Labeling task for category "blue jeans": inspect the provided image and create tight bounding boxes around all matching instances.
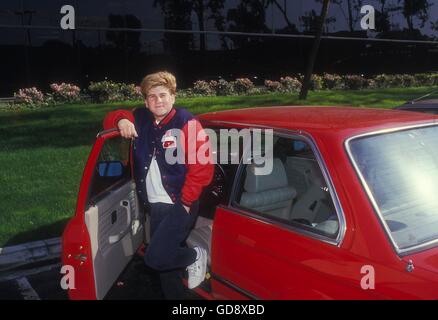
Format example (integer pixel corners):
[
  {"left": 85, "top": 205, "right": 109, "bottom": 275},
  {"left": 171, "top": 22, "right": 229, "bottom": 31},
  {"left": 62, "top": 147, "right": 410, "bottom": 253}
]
[{"left": 144, "top": 201, "right": 199, "bottom": 299}]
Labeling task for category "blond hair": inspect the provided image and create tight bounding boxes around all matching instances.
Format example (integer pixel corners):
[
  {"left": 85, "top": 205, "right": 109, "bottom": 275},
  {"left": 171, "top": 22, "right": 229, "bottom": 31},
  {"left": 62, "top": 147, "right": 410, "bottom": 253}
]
[{"left": 140, "top": 71, "right": 176, "bottom": 97}]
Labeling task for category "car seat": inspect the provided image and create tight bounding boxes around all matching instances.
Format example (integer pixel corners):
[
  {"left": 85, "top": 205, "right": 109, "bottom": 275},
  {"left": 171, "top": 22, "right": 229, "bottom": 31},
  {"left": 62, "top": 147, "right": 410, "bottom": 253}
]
[{"left": 239, "top": 158, "right": 297, "bottom": 220}]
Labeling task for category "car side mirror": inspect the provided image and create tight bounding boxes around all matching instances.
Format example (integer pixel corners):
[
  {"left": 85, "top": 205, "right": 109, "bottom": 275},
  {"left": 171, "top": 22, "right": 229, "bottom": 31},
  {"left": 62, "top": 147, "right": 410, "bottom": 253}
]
[{"left": 97, "top": 161, "right": 124, "bottom": 178}]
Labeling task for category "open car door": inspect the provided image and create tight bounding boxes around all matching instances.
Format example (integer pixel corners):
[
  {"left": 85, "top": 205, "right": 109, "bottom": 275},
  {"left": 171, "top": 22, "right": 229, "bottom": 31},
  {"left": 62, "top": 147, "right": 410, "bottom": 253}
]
[{"left": 62, "top": 129, "right": 144, "bottom": 300}]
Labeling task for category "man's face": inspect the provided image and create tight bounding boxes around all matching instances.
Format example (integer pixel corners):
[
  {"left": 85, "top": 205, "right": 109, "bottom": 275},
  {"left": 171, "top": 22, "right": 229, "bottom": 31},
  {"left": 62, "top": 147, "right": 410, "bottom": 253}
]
[{"left": 145, "top": 85, "right": 175, "bottom": 121}]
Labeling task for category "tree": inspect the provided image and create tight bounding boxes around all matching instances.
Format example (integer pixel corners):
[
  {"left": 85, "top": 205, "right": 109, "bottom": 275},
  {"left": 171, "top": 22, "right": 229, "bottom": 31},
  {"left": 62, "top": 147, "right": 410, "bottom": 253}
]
[
  {"left": 106, "top": 15, "right": 142, "bottom": 53},
  {"left": 398, "top": 0, "right": 432, "bottom": 31},
  {"left": 330, "top": 0, "right": 363, "bottom": 32},
  {"left": 155, "top": 0, "right": 225, "bottom": 51},
  {"left": 373, "top": 0, "right": 403, "bottom": 33},
  {"left": 227, "top": 0, "right": 269, "bottom": 48},
  {"left": 192, "top": 0, "right": 225, "bottom": 51},
  {"left": 263, "top": 0, "right": 297, "bottom": 31},
  {"left": 153, "top": 0, "right": 193, "bottom": 53},
  {"left": 300, "top": 9, "right": 336, "bottom": 33},
  {"left": 375, "top": 0, "right": 391, "bottom": 32},
  {"left": 106, "top": 14, "right": 126, "bottom": 49},
  {"left": 299, "top": 0, "right": 330, "bottom": 100},
  {"left": 125, "top": 15, "right": 142, "bottom": 53}
]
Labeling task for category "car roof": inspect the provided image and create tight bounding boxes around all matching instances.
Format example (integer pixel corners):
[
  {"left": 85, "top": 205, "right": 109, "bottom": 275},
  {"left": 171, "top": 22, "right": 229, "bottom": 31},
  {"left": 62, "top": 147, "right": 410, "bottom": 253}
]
[{"left": 198, "top": 106, "right": 438, "bottom": 140}]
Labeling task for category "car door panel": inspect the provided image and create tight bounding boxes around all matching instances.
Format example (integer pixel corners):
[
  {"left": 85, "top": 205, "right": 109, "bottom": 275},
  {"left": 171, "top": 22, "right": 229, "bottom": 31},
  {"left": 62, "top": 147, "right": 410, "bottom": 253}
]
[
  {"left": 62, "top": 130, "right": 143, "bottom": 300},
  {"left": 211, "top": 206, "right": 381, "bottom": 299},
  {"left": 209, "top": 133, "right": 380, "bottom": 299},
  {"left": 211, "top": 208, "right": 274, "bottom": 299},
  {"left": 85, "top": 181, "right": 143, "bottom": 300}
]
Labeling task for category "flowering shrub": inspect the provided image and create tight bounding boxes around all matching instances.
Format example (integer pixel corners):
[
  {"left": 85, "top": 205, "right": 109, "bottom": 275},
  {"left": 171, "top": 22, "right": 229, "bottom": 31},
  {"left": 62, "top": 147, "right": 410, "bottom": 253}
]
[
  {"left": 50, "top": 83, "right": 81, "bottom": 103},
  {"left": 13, "top": 87, "right": 47, "bottom": 108},
  {"left": 193, "top": 80, "right": 215, "bottom": 96},
  {"left": 88, "top": 81, "right": 122, "bottom": 102},
  {"left": 322, "top": 73, "right": 343, "bottom": 90},
  {"left": 399, "top": 74, "right": 416, "bottom": 87},
  {"left": 366, "top": 79, "right": 378, "bottom": 89},
  {"left": 176, "top": 88, "right": 195, "bottom": 98},
  {"left": 373, "top": 74, "right": 391, "bottom": 88},
  {"left": 384, "top": 74, "right": 406, "bottom": 88},
  {"left": 264, "top": 80, "right": 282, "bottom": 92},
  {"left": 119, "top": 83, "right": 144, "bottom": 101},
  {"left": 232, "top": 78, "right": 255, "bottom": 94},
  {"left": 135, "top": 86, "right": 143, "bottom": 98},
  {"left": 414, "top": 73, "right": 435, "bottom": 86},
  {"left": 7, "top": 72, "right": 438, "bottom": 112},
  {"left": 88, "top": 81, "right": 143, "bottom": 102},
  {"left": 280, "top": 76, "right": 302, "bottom": 92},
  {"left": 248, "top": 87, "right": 264, "bottom": 95},
  {"left": 372, "top": 73, "right": 434, "bottom": 88},
  {"left": 210, "top": 79, "right": 234, "bottom": 96},
  {"left": 342, "top": 74, "right": 368, "bottom": 90},
  {"left": 309, "top": 75, "right": 324, "bottom": 90},
  {"left": 207, "top": 80, "right": 219, "bottom": 96}
]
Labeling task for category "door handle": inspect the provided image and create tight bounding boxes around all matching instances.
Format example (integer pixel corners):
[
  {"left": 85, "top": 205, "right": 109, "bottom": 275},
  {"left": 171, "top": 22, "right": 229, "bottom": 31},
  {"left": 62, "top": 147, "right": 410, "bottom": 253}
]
[
  {"left": 122, "top": 200, "right": 132, "bottom": 226},
  {"left": 73, "top": 254, "right": 87, "bottom": 262},
  {"left": 108, "top": 200, "right": 132, "bottom": 244}
]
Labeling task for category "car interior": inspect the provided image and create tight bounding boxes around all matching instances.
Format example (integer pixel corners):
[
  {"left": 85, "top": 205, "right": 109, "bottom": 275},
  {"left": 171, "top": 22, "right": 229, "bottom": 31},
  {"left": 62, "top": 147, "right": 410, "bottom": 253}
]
[{"left": 236, "top": 137, "right": 339, "bottom": 236}]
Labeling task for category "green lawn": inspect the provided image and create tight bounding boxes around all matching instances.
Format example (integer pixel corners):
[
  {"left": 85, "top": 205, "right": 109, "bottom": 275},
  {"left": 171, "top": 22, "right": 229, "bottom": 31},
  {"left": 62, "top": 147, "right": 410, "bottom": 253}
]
[{"left": 0, "top": 87, "right": 435, "bottom": 247}]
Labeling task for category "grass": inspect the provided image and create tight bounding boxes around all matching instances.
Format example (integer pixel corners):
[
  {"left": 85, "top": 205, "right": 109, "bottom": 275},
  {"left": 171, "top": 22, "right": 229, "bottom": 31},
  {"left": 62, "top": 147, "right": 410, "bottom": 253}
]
[{"left": 0, "top": 87, "right": 435, "bottom": 247}]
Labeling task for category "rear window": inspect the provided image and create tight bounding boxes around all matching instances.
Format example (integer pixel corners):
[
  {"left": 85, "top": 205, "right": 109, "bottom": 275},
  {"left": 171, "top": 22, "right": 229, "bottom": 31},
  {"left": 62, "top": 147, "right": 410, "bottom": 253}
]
[{"left": 348, "top": 125, "right": 438, "bottom": 252}]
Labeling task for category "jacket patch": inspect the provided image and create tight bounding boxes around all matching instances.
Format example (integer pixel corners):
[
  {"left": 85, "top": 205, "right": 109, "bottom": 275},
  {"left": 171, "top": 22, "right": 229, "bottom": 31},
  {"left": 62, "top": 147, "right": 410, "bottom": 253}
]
[{"left": 162, "top": 130, "right": 177, "bottom": 149}]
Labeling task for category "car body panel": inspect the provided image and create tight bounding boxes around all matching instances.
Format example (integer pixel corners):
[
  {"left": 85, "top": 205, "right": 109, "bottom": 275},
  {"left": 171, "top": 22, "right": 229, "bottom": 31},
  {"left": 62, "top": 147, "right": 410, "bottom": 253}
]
[
  {"left": 200, "top": 107, "right": 438, "bottom": 299},
  {"left": 64, "top": 106, "right": 438, "bottom": 299},
  {"left": 198, "top": 106, "right": 438, "bottom": 141}
]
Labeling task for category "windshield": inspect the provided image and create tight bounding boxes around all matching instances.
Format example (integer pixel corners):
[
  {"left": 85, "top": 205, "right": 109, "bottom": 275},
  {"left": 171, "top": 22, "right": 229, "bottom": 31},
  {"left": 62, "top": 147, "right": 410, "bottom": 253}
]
[{"left": 348, "top": 125, "right": 438, "bottom": 252}]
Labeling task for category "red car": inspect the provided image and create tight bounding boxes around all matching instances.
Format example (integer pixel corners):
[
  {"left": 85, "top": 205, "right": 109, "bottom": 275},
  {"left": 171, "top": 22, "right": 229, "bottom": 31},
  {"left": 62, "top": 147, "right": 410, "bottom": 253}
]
[{"left": 62, "top": 106, "right": 438, "bottom": 300}]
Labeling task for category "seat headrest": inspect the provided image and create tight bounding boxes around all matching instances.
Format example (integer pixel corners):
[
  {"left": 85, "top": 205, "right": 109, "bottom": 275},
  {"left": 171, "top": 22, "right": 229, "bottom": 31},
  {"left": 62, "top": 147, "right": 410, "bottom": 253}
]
[{"left": 244, "top": 158, "right": 288, "bottom": 193}]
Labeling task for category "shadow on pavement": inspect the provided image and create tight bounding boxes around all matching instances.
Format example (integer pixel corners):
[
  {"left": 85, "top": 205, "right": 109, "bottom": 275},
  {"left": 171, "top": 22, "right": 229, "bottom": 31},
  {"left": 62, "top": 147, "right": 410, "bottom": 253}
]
[
  {"left": 3, "top": 218, "right": 69, "bottom": 248},
  {"left": 0, "top": 254, "right": 201, "bottom": 300}
]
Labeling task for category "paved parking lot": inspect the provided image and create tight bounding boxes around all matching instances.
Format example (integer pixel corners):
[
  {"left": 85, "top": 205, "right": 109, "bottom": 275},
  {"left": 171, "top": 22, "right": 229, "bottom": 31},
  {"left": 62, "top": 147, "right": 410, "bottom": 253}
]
[{"left": 0, "top": 255, "right": 201, "bottom": 300}]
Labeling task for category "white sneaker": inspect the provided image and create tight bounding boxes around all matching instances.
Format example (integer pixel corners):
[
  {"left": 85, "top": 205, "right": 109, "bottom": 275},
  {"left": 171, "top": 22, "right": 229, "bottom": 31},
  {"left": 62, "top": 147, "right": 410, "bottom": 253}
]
[{"left": 187, "top": 247, "right": 207, "bottom": 289}]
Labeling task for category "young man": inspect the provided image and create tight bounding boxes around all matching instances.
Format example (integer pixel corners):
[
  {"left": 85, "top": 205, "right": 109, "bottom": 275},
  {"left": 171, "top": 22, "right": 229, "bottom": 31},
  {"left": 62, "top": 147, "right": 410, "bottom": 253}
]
[{"left": 103, "top": 71, "right": 214, "bottom": 299}]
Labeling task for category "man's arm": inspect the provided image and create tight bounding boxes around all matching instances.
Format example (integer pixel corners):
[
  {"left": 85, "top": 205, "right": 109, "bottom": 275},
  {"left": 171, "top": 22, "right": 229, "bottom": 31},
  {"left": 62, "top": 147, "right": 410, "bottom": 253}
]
[
  {"left": 103, "top": 109, "right": 138, "bottom": 138},
  {"left": 103, "top": 109, "right": 135, "bottom": 130},
  {"left": 181, "top": 119, "right": 214, "bottom": 209}
]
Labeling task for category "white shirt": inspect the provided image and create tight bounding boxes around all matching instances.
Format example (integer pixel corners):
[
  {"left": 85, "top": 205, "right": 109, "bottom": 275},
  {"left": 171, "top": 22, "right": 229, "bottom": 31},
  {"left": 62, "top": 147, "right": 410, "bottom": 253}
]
[
  {"left": 145, "top": 120, "right": 173, "bottom": 204},
  {"left": 146, "top": 156, "right": 173, "bottom": 204}
]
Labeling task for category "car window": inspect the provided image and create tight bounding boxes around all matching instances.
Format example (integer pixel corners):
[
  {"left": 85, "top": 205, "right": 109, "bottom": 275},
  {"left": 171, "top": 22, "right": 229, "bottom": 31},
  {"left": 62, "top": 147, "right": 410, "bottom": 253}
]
[
  {"left": 197, "top": 127, "right": 242, "bottom": 219},
  {"left": 349, "top": 125, "right": 438, "bottom": 252},
  {"left": 233, "top": 135, "right": 339, "bottom": 239},
  {"left": 87, "top": 136, "right": 131, "bottom": 205}
]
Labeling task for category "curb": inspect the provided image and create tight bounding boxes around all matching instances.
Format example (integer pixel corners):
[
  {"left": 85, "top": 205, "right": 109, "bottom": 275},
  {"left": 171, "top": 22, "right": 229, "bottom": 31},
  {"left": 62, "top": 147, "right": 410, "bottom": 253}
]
[{"left": 0, "top": 237, "right": 61, "bottom": 272}]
